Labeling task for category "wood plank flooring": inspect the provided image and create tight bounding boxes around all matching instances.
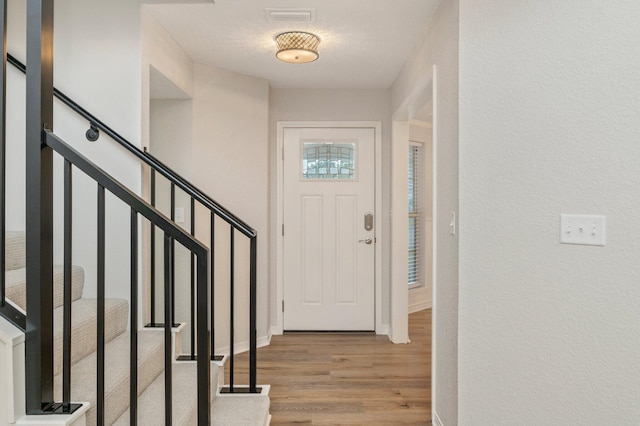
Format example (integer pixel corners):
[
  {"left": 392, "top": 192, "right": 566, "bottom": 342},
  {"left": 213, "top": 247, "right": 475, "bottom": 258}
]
[{"left": 227, "top": 309, "right": 431, "bottom": 425}]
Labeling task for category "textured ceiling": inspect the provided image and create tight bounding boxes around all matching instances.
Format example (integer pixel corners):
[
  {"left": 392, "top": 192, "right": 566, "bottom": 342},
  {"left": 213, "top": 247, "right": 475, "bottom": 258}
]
[{"left": 146, "top": 0, "right": 442, "bottom": 89}]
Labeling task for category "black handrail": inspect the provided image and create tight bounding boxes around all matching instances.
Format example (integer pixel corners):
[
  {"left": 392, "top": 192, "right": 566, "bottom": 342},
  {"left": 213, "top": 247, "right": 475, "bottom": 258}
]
[
  {"left": 142, "top": 148, "right": 256, "bottom": 237},
  {"left": 7, "top": 53, "right": 256, "bottom": 239}
]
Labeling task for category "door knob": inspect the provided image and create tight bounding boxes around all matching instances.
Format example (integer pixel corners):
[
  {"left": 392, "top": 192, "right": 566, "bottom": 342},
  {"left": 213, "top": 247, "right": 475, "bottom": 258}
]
[{"left": 358, "top": 238, "right": 373, "bottom": 245}]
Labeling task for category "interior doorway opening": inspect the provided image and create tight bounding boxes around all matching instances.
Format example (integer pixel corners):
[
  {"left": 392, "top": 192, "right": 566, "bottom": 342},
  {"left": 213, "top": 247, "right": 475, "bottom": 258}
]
[{"left": 391, "top": 65, "right": 436, "bottom": 418}]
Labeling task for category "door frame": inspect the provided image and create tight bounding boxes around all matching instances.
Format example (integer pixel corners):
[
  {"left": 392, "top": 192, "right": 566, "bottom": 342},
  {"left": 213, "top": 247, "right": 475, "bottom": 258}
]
[{"left": 275, "top": 121, "right": 383, "bottom": 335}]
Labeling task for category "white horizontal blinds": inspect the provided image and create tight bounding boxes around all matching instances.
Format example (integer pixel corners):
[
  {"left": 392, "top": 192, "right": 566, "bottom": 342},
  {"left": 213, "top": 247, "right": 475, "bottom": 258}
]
[{"left": 408, "top": 143, "right": 424, "bottom": 286}]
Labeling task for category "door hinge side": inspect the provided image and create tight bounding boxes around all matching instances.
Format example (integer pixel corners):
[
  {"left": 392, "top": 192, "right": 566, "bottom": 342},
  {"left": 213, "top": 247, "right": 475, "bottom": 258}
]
[
  {"left": 282, "top": 300, "right": 285, "bottom": 312},
  {"left": 282, "top": 224, "right": 284, "bottom": 236},
  {"left": 282, "top": 147, "right": 284, "bottom": 161}
]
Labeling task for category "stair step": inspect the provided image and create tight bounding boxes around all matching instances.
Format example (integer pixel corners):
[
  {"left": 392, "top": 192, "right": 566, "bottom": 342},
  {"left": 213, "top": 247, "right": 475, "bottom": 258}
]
[
  {"left": 113, "top": 362, "right": 218, "bottom": 426},
  {"left": 211, "top": 393, "right": 271, "bottom": 426},
  {"left": 54, "top": 331, "right": 165, "bottom": 426},
  {"left": 5, "top": 231, "right": 25, "bottom": 271},
  {"left": 4, "top": 265, "right": 84, "bottom": 311},
  {"left": 53, "top": 298, "right": 129, "bottom": 376}
]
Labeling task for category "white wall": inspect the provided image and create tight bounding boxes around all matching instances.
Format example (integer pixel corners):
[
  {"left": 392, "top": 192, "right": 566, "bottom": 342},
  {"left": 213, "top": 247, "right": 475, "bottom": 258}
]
[
  {"left": 391, "top": 0, "right": 459, "bottom": 423},
  {"left": 459, "top": 0, "right": 640, "bottom": 424},
  {"left": 149, "top": 98, "right": 195, "bottom": 348},
  {"left": 142, "top": 8, "right": 196, "bottom": 334},
  {"left": 6, "top": 0, "right": 144, "bottom": 303},
  {"left": 141, "top": 6, "right": 195, "bottom": 150},
  {"left": 141, "top": 11, "right": 271, "bottom": 352},
  {"left": 269, "top": 88, "right": 392, "bottom": 331},
  {"left": 192, "top": 64, "right": 270, "bottom": 351}
]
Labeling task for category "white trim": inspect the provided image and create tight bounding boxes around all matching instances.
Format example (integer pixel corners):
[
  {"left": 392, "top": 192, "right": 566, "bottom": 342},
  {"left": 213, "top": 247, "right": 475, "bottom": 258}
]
[
  {"left": 390, "top": 120, "right": 410, "bottom": 343},
  {"left": 408, "top": 118, "right": 433, "bottom": 129},
  {"left": 431, "top": 65, "right": 439, "bottom": 424},
  {"left": 389, "top": 67, "right": 435, "bottom": 344},
  {"left": 1, "top": 317, "right": 25, "bottom": 425},
  {"left": 409, "top": 285, "right": 432, "bottom": 314},
  {"left": 391, "top": 65, "right": 438, "bottom": 402},
  {"left": 16, "top": 405, "right": 90, "bottom": 426},
  {"left": 433, "top": 410, "right": 444, "bottom": 426},
  {"left": 276, "top": 121, "right": 383, "bottom": 334},
  {"left": 215, "top": 334, "right": 272, "bottom": 357}
]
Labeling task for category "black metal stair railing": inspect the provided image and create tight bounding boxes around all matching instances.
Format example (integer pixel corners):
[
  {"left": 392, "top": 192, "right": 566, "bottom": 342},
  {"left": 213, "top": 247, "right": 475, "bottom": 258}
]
[
  {"left": 7, "top": 50, "right": 259, "bottom": 395},
  {"left": 2, "top": 22, "right": 212, "bottom": 421},
  {"left": 47, "top": 129, "right": 212, "bottom": 424},
  {"left": 0, "top": 1, "right": 257, "bottom": 423}
]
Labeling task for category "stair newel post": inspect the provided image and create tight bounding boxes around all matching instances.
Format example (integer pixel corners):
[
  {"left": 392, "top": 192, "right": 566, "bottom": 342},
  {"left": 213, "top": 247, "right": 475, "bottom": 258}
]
[
  {"left": 196, "top": 244, "right": 210, "bottom": 425},
  {"left": 25, "top": 0, "right": 55, "bottom": 414}
]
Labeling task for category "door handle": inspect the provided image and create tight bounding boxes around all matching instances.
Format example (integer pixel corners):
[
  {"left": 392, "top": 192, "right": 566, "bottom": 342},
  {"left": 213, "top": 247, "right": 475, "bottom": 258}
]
[{"left": 358, "top": 238, "right": 373, "bottom": 245}]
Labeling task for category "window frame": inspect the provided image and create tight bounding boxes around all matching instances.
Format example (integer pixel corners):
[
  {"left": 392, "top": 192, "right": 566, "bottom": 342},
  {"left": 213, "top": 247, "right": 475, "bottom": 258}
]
[{"left": 408, "top": 141, "right": 424, "bottom": 289}]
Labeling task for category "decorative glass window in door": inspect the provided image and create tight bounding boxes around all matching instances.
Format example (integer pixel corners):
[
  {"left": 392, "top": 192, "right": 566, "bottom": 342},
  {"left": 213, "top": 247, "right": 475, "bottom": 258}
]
[{"left": 302, "top": 141, "right": 356, "bottom": 180}]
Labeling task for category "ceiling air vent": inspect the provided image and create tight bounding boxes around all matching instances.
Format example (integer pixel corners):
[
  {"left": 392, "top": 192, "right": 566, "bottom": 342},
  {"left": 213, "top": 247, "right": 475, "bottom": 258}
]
[{"left": 265, "top": 8, "right": 315, "bottom": 22}]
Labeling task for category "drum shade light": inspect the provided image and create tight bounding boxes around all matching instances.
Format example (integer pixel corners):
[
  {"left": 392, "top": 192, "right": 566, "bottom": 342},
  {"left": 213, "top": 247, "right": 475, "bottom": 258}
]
[{"left": 275, "top": 31, "right": 320, "bottom": 64}]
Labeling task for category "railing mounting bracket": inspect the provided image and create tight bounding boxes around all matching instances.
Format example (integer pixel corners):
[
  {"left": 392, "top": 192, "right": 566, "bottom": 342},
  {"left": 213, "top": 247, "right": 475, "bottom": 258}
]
[{"left": 86, "top": 123, "right": 99, "bottom": 142}]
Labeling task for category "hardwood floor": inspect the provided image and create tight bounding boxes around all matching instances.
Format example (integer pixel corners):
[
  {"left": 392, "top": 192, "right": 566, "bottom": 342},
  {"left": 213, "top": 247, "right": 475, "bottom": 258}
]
[{"left": 227, "top": 309, "right": 432, "bottom": 425}]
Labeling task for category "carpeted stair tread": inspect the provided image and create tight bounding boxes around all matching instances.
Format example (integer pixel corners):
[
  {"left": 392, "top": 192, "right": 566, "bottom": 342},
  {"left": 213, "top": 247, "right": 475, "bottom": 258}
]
[
  {"left": 5, "top": 231, "right": 25, "bottom": 271},
  {"left": 210, "top": 393, "right": 271, "bottom": 426},
  {"left": 4, "top": 265, "right": 84, "bottom": 311},
  {"left": 53, "top": 298, "right": 128, "bottom": 376},
  {"left": 54, "top": 331, "right": 165, "bottom": 426},
  {"left": 113, "top": 362, "right": 219, "bottom": 426}
]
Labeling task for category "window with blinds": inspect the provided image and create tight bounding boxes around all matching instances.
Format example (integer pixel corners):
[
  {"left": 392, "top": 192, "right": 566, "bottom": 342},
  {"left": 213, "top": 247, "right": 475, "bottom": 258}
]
[{"left": 408, "top": 143, "right": 424, "bottom": 286}]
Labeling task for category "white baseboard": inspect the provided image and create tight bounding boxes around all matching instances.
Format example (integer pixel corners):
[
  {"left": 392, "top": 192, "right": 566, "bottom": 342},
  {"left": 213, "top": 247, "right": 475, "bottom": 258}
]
[
  {"left": 376, "top": 324, "right": 389, "bottom": 335},
  {"left": 409, "top": 300, "right": 432, "bottom": 314},
  {"left": 215, "top": 334, "right": 271, "bottom": 356},
  {"left": 432, "top": 410, "right": 443, "bottom": 426},
  {"left": 409, "top": 286, "right": 432, "bottom": 314},
  {"left": 270, "top": 325, "right": 283, "bottom": 336}
]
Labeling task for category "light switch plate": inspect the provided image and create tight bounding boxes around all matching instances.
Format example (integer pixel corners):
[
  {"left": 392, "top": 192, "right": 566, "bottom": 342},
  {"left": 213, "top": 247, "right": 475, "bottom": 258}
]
[
  {"left": 175, "top": 207, "right": 185, "bottom": 223},
  {"left": 560, "top": 214, "right": 606, "bottom": 246}
]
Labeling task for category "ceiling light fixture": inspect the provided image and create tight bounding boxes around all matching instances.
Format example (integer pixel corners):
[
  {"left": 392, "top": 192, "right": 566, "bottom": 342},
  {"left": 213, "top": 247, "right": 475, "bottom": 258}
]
[{"left": 275, "top": 31, "right": 320, "bottom": 64}]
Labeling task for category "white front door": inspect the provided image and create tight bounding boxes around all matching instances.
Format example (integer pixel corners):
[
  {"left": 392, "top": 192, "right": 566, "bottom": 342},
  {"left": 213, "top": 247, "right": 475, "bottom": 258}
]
[{"left": 283, "top": 127, "right": 376, "bottom": 330}]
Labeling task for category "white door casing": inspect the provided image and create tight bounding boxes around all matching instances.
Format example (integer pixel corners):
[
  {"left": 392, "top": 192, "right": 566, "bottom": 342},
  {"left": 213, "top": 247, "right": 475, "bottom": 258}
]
[{"left": 283, "top": 127, "right": 376, "bottom": 330}]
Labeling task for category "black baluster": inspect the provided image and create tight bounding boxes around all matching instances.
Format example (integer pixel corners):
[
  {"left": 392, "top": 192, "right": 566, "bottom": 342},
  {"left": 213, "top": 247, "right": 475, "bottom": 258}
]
[
  {"left": 190, "top": 197, "right": 195, "bottom": 359},
  {"left": 97, "top": 184, "right": 105, "bottom": 426},
  {"left": 229, "top": 226, "right": 235, "bottom": 392},
  {"left": 164, "top": 234, "right": 173, "bottom": 425},
  {"left": 210, "top": 212, "right": 215, "bottom": 359},
  {"left": 150, "top": 169, "right": 156, "bottom": 325},
  {"left": 170, "top": 183, "right": 175, "bottom": 326},
  {"left": 130, "top": 208, "right": 138, "bottom": 425},
  {"left": 62, "top": 159, "right": 72, "bottom": 410}
]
